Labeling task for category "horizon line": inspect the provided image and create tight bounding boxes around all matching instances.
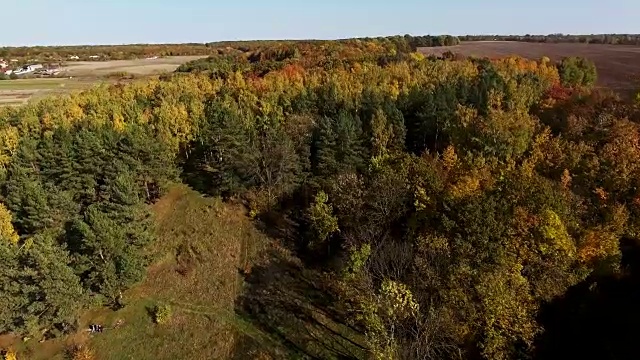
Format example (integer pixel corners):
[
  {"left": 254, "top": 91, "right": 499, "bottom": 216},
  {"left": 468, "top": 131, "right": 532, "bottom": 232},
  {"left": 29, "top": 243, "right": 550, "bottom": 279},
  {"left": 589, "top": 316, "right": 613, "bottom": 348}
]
[{"left": 3, "top": 32, "right": 639, "bottom": 48}]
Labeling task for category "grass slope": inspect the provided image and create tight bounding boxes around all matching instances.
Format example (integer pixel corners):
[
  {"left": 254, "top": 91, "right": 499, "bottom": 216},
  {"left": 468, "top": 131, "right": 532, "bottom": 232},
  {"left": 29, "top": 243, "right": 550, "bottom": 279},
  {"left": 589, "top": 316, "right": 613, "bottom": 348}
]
[{"left": 15, "top": 185, "right": 270, "bottom": 360}]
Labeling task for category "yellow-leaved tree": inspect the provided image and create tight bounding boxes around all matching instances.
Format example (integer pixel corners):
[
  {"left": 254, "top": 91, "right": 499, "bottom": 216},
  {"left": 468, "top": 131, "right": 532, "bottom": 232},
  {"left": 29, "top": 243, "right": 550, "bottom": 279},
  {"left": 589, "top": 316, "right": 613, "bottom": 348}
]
[
  {"left": 359, "top": 280, "right": 419, "bottom": 360},
  {"left": 0, "top": 203, "right": 18, "bottom": 245},
  {"left": 3, "top": 349, "right": 17, "bottom": 360}
]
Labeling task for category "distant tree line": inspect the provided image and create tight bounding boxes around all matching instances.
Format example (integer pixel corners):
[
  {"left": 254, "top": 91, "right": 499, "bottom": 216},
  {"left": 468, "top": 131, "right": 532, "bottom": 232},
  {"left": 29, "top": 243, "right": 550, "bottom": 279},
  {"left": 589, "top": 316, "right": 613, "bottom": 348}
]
[
  {"left": 0, "top": 34, "right": 460, "bottom": 64},
  {"left": 461, "top": 33, "right": 640, "bottom": 45},
  {"left": 348, "top": 34, "right": 461, "bottom": 50},
  {"left": 3, "top": 33, "right": 639, "bottom": 65},
  {"left": 0, "top": 43, "right": 215, "bottom": 63}
]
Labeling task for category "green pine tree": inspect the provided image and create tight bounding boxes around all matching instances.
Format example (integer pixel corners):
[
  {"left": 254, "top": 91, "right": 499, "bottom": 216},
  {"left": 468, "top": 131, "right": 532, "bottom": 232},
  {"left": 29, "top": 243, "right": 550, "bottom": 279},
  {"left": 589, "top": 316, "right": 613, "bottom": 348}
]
[
  {"left": 67, "top": 171, "right": 152, "bottom": 301},
  {"left": 313, "top": 116, "right": 338, "bottom": 178},
  {"left": 0, "top": 234, "right": 84, "bottom": 335},
  {"left": 334, "top": 111, "right": 367, "bottom": 173}
]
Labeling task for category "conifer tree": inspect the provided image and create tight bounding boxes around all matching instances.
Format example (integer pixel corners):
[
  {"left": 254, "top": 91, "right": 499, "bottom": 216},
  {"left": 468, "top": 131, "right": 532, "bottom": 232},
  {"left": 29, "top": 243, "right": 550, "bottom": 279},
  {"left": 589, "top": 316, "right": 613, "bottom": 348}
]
[
  {"left": 199, "top": 100, "right": 254, "bottom": 195},
  {"left": 313, "top": 112, "right": 367, "bottom": 178},
  {"left": 312, "top": 116, "right": 338, "bottom": 178},
  {"left": 0, "top": 234, "right": 84, "bottom": 335},
  {"left": 335, "top": 111, "right": 367, "bottom": 172},
  {"left": 67, "top": 172, "right": 152, "bottom": 301}
]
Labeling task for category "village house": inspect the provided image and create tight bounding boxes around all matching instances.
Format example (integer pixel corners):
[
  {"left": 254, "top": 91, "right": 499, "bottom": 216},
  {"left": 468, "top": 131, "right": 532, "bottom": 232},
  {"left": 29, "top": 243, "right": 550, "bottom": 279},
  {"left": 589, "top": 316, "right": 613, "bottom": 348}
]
[{"left": 14, "top": 64, "right": 43, "bottom": 75}]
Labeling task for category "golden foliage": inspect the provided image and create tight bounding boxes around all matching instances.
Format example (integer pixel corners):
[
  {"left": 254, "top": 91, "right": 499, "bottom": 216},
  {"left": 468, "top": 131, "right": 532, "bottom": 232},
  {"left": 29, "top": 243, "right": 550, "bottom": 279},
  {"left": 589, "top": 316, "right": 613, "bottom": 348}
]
[
  {"left": 307, "top": 191, "right": 339, "bottom": 244},
  {"left": 413, "top": 185, "right": 433, "bottom": 211},
  {"left": 446, "top": 156, "right": 493, "bottom": 200},
  {"left": 370, "top": 109, "right": 392, "bottom": 157},
  {"left": 449, "top": 175, "right": 481, "bottom": 199},
  {"left": 521, "top": 129, "right": 554, "bottom": 178},
  {"left": 560, "top": 169, "right": 572, "bottom": 189},
  {"left": 358, "top": 280, "right": 419, "bottom": 360},
  {"left": 112, "top": 112, "right": 126, "bottom": 132},
  {"left": 0, "top": 203, "right": 19, "bottom": 244},
  {"left": 379, "top": 280, "right": 419, "bottom": 320},
  {"left": 152, "top": 304, "right": 172, "bottom": 324},
  {"left": 578, "top": 229, "right": 620, "bottom": 265},
  {"left": 476, "top": 264, "right": 538, "bottom": 360},
  {"left": 0, "top": 126, "right": 19, "bottom": 169},
  {"left": 539, "top": 209, "right": 576, "bottom": 258},
  {"left": 441, "top": 145, "right": 458, "bottom": 171},
  {"left": 3, "top": 350, "right": 17, "bottom": 360},
  {"left": 594, "top": 187, "right": 608, "bottom": 202},
  {"left": 69, "top": 344, "right": 95, "bottom": 360}
]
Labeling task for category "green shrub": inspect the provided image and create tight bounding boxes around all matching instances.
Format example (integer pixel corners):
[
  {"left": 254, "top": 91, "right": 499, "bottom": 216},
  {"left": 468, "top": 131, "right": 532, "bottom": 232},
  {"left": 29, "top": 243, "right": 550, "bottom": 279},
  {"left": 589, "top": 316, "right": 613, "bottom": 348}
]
[
  {"left": 152, "top": 304, "right": 172, "bottom": 324},
  {"left": 104, "top": 71, "right": 135, "bottom": 80},
  {"left": 343, "top": 243, "right": 371, "bottom": 279},
  {"left": 69, "top": 344, "right": 95, "bottom": 360}
]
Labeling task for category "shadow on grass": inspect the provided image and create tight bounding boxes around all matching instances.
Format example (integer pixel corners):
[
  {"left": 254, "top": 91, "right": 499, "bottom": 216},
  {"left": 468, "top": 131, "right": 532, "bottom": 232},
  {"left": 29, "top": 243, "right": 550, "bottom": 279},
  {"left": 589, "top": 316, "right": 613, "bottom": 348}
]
[
  {"left": 144, "top": 305, "right": 156, "bottom": 324},
  {"left": 232, "top": 247, "right": 368, "bottom": 360},
  {"left": 179, "top": 166, "right": 217, "bottom": 197}
]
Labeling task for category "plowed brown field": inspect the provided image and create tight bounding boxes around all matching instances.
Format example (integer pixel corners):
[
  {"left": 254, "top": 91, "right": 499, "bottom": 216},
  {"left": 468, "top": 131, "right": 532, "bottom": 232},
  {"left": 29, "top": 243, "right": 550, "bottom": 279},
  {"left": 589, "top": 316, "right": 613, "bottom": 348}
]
[{"left": 421, "top": 41, "right": 640, "bottom": 94}]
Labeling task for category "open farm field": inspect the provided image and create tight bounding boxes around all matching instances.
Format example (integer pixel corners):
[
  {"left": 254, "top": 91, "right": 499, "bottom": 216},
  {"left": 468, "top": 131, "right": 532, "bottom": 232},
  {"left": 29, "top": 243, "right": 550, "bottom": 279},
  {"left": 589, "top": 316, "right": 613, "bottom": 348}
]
[
  {"left": 0, "top": 56, "right": 205, "bottom": 106},
  {"left": 0, "top": 78, "right": 98, "bottom": 106},
  {"left": 421, "top": 41, "right": 640, "bottom": 94},
  {"left": 62, "top": 56, "right": 208, "bottom": 77}
]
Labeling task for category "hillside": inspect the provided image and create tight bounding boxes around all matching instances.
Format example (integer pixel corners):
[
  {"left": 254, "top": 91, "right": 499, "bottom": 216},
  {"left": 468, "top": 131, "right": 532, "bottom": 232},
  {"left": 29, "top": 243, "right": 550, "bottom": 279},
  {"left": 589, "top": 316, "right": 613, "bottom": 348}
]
[
  {"left": 12, "top": 186, "right": 269, "bottom": 359},
  {"left": 13, "top": 185, "right": 367, "bottom": 360}
]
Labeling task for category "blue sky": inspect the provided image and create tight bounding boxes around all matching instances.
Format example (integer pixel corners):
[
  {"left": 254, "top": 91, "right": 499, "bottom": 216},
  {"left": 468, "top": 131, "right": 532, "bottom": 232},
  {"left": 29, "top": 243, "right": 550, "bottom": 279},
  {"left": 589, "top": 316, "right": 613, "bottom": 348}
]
[{"left": 2, "top": 0, "right": 638, "bottom": 46}]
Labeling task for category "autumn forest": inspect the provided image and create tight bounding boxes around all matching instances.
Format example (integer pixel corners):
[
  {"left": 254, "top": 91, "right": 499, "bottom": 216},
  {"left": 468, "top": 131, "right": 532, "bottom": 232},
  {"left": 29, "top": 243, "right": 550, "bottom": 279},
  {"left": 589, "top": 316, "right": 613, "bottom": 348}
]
[{"left": 0, "top": 35, "right": 639, "bottom": 359}]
